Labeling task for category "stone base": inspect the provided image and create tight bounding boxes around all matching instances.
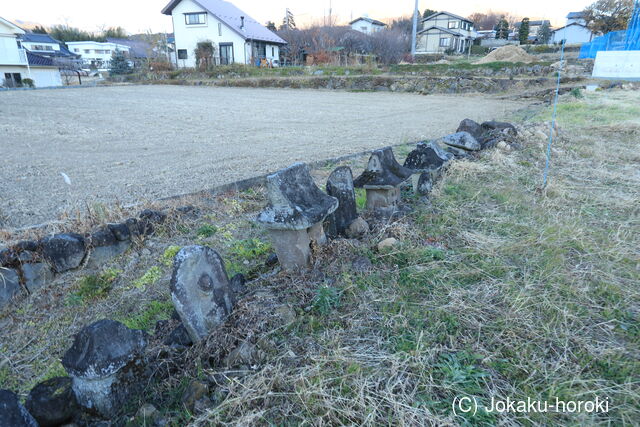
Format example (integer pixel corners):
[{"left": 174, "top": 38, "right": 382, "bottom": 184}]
[
  {"left": 307, "top": 222, "right": 327, "bottom": 246},
  {"left": 365, "top": 188, "right": 400, "bottom": 210},
  {"left": 267, "top": 229, "right": 312, "bottom": 271}
]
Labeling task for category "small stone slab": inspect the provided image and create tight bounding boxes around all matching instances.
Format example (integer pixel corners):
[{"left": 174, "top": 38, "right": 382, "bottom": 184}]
[
  {"left": 0, "top": 268, "right": 22, "bottom": 309},
  {"left": 26, "top": 377, "right": 78, "bottom": 427},
  {"left": 257, "top": 163, "right": 338, "bottom": 231},
  {"left": 437, "top": 132, "right": 481, "bottom": 151},
  {"left": 170, "top": 246, "right": 235, "bottom": 342},
  {"left": 22, "top": 263, "right": 54, "bottom": 293},
  {"left": 354, "top": 147, "right": 412, "bottom": 189},
  {"left": 481, "top": 121, "right": 517, "bottom": 136},
  {"left": 0, "top": 389, "right": 38, "bottom": 427},
  {"left": 325, "top": 166, "right": 358, "bottom": 238},
  {"left": 62, "top": 319, "right": 148, "bottom": 418},
  {"left": 86, "top": 228, "right": 130, "bottom": 269},
  {"left": 42, "top": 233, "right": 86, "bottom": 273}
]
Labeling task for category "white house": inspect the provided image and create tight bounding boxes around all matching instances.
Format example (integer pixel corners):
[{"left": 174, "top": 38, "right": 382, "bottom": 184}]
[
  {"left": 551, "top": 12, "right": 595, "bottom": 45},
  {"left": 0, "top": 17, "right": 62, "bottom": 88},
  {"left": 415, "top": 11, "right": 477, "bottom": 54},
  {"left": 20, "top": 33, "right": 80, "bottom": 60},
  {"left": 66, "top": 41, "right": 131, "bottom": 70},
  {"left": 162, "top": 0, "right": 287, "bottom": 68},
  {"left": 350, "top": 16, "right": 387, "bottom": 34}
]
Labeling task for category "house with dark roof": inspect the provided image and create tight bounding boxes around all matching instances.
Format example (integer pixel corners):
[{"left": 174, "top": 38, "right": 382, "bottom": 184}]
[
  {"left": 19, "top": 33, "right": 80, "bottom": 60},
  {"left": 350, "top": 16, "right": 387, "bottom": 34},
  {"left": 0, "top": 17, "right": 62, "bottom": 87},
  {"left": 161, "top": 0, "right": 287, "bottom": 67},
  {"left": 415, "top": 11, "right": 478, "bottom": 54}
]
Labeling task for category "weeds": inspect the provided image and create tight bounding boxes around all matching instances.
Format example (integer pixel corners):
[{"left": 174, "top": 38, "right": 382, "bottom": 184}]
[
  {"left": 312, "top": 286, "right": 341, "bottom": 315},
  {"left": 69, "top": 268, "right": 121, "bottom": 304},
  {"left": 196, "top": 224, "right": 218, "bottom": 238},
  {"left": 119, "top": 300, "right": 174, "bottom": 331},
  {"left": 160, "top": 245, "right": 182, "bottom": 266},
  {"left": 132, "top": 266, "right": 162, "bottom": 290}
]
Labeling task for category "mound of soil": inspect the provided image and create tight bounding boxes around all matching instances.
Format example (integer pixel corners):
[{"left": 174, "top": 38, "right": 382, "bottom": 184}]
[{"left": 476, "top": 45, "right": 538, "bottom": 64}]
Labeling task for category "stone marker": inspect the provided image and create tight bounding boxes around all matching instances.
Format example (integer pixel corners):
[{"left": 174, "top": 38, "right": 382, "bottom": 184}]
[
  {"left": 22, "top": 263, "right": 54, "bottom": 293},
  {"left": 257, "top": 163, "right": 338, "bottom": 270},
  {"left": 42, "top": 233, "right": 86, "bottom": 273},
  {"left": 170, "top": 246, "right": 235, "bottom": 342},
  {"left": 325, "top": 166, "right": 358, "bottom": 238},
  {"left": 61, "top": 319, "right": 148, "bottom": 418},
  {"left": 436, "top": 131, "right": 481, "bottom": 151},
  {"left": 0, "top": 389, "right": 38, "bottom": 427},
  {"left": 404, "top": 142, "right": 454, "bottom": 195},
  {"left": 26, "top": 377, "right": 78, "bottom": 427},
  {"left": 0, "top": 267, "right": 22, "bottom": 309},
  {"left": 354, "top": 147, "right": 412, "bottom": 212}
]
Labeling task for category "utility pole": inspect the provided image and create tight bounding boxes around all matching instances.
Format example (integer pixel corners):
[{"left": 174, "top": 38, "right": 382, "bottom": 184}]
[
  {"left": 411, "top": 0, "right": 419, "bottom": 57},
  {"left": 329, "top": 0, "right": 332, "bottom": 26}
]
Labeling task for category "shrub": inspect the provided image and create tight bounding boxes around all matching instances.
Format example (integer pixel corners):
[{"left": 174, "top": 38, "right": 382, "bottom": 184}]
[{"left": 22, "top": 78, "right": 35, "bottom": 88}]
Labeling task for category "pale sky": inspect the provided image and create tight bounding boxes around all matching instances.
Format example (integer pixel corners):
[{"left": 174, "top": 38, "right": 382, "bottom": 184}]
[{"left": 6, "top": 0, "right": 593, "bottom": 34}]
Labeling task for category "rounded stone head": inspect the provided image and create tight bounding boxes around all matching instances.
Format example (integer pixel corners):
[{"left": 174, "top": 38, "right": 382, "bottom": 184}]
[{"left": 61, "top": 319, "right": 148, "bottom": 379}]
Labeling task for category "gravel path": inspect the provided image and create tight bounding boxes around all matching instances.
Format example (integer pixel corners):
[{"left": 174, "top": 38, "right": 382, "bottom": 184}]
[{"left": 0, "top": 85, "right": 526, "bottom": 228}]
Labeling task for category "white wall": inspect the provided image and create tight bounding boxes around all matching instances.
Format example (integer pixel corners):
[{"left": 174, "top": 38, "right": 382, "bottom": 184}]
[
  {"left": 22, "top": 41, "right": 60, "bottom": 53},
  {"left": 551, "top": 25, "right": 593, "bottom": 45},
  {"left": 0, "top": 19, "right": 26, "bottom": 66},
  {"left": 66, "top": 41, "right": 130, "bottom": 68},
  {"left": 351, "top": 20, "right": 384, "bottom": 34},
  {"left": 0, "top": 65, "right": 62, "bottom": 87},
  {"left": 593, "top": 51, "right": 640, "bottom": 81},
  {"left": 172, "top": 0, "right": 248, "bottom": 67}
]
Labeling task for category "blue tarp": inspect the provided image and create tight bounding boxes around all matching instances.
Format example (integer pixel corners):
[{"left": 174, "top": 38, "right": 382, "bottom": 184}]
[{"left": 579, "top": 1, "right": 640, "bottom": 58}]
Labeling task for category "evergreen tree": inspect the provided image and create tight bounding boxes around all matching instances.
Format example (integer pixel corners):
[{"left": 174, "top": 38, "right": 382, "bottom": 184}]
[
  {"left": 280, "top": 9, "right": 296, "bottom": 30},
  {"left": 538, "top": 21, "right": 552, "bottom": 44},
  {"left": 494, "top": 17, "right": 510, "bottom": 39},
  {"left": 109, "top": 50, "right": 132, "bottom": 75},
  {"left": 518, "top": 18, "right": 530, "bottom": 44},
  {"left": 423, "top": 9, "right": 437, "bottom": 19},
  {"left": 266, "top": 21, "right": 277, "bottom": 32},
  {"left": 32, "top": 25, "right": 48, "bottom": 34}
]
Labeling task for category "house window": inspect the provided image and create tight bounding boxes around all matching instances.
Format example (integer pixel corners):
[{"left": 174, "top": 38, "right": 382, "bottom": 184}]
[
  {"left": 439, "top": 37, "right": 450, "bottom": 47},
  {"left": 178, "top": 49, "right": 188, "bottom": 59},
  {"left": 16, "top": 40, "right": 22, "bottom": 48},
  {"left": 4, "top": 73, "right": 22, "bottom": 87},
  {"left": 448, "top": 21, "right": 459, "bottom": 29},
  {"left": 84, "top": 49, "right": 91, "bottom": 53},
  {"left": 271, "top": 47, "right": 275, "bottom": 57},
  {"left": 218, "top": 23, "right": 222, "bottom": 36},
  {"left": 104, "top": 50, "right": 111, "bottom": 54},
  {"left": 185, "top": 12, "right": 207, "bottom": 25},
  {"left": 361, "top": 26, "right": 368, "bottom": 32}
]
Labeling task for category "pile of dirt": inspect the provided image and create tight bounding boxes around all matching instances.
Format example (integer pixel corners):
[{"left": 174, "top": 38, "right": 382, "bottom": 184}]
[{"left": 476, "top": 45, "right": 538, "bottom": 64}]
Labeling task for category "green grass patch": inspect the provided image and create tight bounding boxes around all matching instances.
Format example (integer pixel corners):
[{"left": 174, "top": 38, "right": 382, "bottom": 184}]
[
  {"left": 133, "top": 266, "right": 163, "bottom": 290},
  {"left": 119, "top": 300, "right": 174, "bottom": 332},
  {"left": 69, "top": 268, "right": 122, "bottom": 304},
  {"left": 160, "top": 245, "right": 182, "bottom": 266}
]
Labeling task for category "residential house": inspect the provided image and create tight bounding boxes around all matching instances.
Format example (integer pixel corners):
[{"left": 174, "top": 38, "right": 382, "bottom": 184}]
[
  {"left": 514, "top": 20, "right": 551, "bottom": 43},
  {"left": 0, "top": 17, "right": 62, "bottom": 87},
  {"left": 551, "top": 12, "right": 594, "bottom": 45},
  {"left": 19, "top": 33, "right": 79, "bottom": 60},
  {"left": 161, "top": 0, "right": 287, "bottom": 68},
  {"left": 415, "top": 11, "right": 477, "bottom": 54},
  {"left": 350, "top": 16, "right": 386, "bottom": 34},
  {"left": 66, "top": 41, "right": 131, "bottom": 70}
]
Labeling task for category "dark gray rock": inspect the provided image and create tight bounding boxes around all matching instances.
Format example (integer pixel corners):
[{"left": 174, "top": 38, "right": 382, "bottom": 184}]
[
  {"left": 163, "top": 324, "right": 193, "bottom": 348},
  {"left": 345, "top": 217, "right": 369, "bottom": 238},
  {"left": 325, "top": 166, "right": 358, "bottom": 238},
  {"left": 481, "top": 121, "right": 517, "bottom": 137},
  {"left": 17, "top": 251, "right": 35, "bottom": 263},
  {"left": 125, "top": 218, "right": 142, "bottom": 237},
  {"left": 15, "top": 240, "right": 39, "bottom": 252},
  {"left": 107, "top": 223, "right": 131, "bottom": 241},
  {"left": 170, "top": 246, "right": 235, "bottom": 342},
  {"left": 445, "top": 145, "right": 474, "bottom": 159},
  {"left": 416, "top": 172, "right": 433, "bottom": 195},
  {"left": 0, "top": 248, "right": 16, "bottom": 266},
  {"left": 86, "top": 228, "right": 130, "bottom": 269},
  {"left": 90, "top": 228, "right": 117, "bottom": 248},
  {"left": 0, "top": 389, "right": 38, "bottom": 427},
  {"left": 406, "top": 142, "right": 453, "bottom": 172},
  {"left": 257, "top": 162, "right": 338, "bottom": 231},
  {"left": 456, "top": 119, "right": 484, "bottom": 141},
  {"left": 61, "top": 319, "right": 148, "bottom": 418},
  {"left": 25, "top": 377, "right": 78, "bottom": 427},
  {"left": 437, "top": 132, "right": 481, "bottom": 151},
  {"left": 42, "top": 233, "right": 86, "bottom": 273},
  {"left": 22, "top": 263, "right": 55, "bottom": 293},
  {"left": 0, "top": 268, "right": 22, "bottom": 308},
  {"left": 354, "top": 147, "right": 412, "bottom": 189},
  {"left": 139, "top": 209, "right": 167, "bottom": 224},
  {"left": 265, "top": 253, "right": 278, "bottom": 267}
]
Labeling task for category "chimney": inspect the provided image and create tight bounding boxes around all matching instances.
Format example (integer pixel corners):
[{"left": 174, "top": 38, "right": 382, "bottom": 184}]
[{"left": 240, "top": 16, "right": 245, "bottom": 29}]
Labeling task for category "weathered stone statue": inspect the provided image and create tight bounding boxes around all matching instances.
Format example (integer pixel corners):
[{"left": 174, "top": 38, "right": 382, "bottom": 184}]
[
  {"left": 170, "top": 245, "right": 235, "bottom": 342},
  {"left": 354, "top": 147, "right": 412, "bottom": 211},
  {"left": 257, "top": 163, "right": 338, "bottom": 270},
  {"left": 61, "top": 319, "right": 148, "bottom": 418},
  {"left": 325, "top": 166, "right": 358, "bottom": 238},
  {"left": 404, "top": 141, "right": 454, "bottom": 195}
]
